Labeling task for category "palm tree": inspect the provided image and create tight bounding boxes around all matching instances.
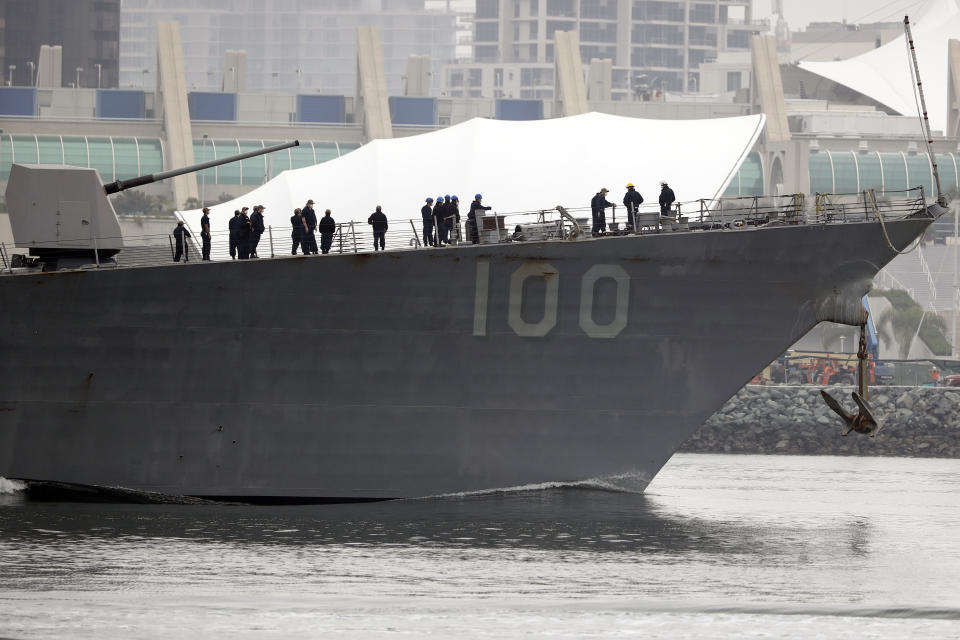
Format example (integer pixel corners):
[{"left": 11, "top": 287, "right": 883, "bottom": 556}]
[
  {"left": 877, "top": 305, "right": 948, "bottom": 359},
  {"left": 877, "top": 305, "right": 923, "bottom": 359}
]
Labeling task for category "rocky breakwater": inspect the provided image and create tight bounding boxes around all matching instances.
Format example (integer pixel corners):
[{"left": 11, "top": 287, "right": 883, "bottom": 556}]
[{"left": 681, "top": 386, "right": 960, "bottom": 457}]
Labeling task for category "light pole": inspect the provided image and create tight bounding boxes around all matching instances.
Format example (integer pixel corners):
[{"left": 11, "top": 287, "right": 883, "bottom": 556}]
[
  {"left": 7, "top": 65, "right": 15, "bottom": 86},
  {"left": 75, "top": 67, "right": 83, "bottom": 88},
  {"left": 200, "top": 133, "right": 209, "bottom": 205},
  {"left": 95, "top": 63, "right": 102, "bottom": 89},
  {"left": 27, "top": 61, "right": 35, "bottom": 87}
]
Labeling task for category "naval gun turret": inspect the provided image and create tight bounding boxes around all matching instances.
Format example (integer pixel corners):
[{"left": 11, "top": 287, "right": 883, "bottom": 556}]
[{"left": 4, "top": 140, "right": 299, "bottom": 270}]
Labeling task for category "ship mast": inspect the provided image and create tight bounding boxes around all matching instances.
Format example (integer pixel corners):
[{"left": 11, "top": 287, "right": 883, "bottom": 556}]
[{"left": 903, "top": 15, "right": 947, "bottom": 208}]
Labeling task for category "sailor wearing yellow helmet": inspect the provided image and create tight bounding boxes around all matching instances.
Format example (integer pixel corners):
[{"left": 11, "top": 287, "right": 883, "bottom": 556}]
[{"left": 623, "top": 182, "right": 644, "bottom": 231}]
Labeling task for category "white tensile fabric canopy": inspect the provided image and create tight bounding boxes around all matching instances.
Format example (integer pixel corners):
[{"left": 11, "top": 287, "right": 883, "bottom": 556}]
[
  {"left": 798, "top": 0, "right": 959, "bottom": 133},
  {"left": 178, "top": 111, "right": 765, "bottom": 247}
]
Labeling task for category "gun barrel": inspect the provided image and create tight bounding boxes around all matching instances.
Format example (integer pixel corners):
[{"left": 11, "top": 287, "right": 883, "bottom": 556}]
[{"left": 103, "top": 139, "right": 300, "bottom": 195}]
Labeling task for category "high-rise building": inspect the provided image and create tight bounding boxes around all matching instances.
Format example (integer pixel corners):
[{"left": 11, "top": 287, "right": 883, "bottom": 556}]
[
  {"left": 445, "top": 0, "right": 765, "bottom": 99},
  {"left": 120, "top": 0, "right": 457, "bottom": 95},
  {"left": 0, "top": 0, "right": 120, "bottom": 88}
]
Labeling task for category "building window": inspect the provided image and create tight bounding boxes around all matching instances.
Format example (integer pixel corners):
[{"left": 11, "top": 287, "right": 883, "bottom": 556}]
[
  {"left": 580, "top": 21, "right": 618, "bottom": 43},
  {"left": 632, "top": 23, "right": 683, "bottom": 45},
  {"left": 476, "top": 0, "right": 499, "bottom": 19},
  {"left": 632, "top": 1, "right": 684, "bottom": 22},
  {"left": 547, "top": 0, "right": 576, "bottom": 18},
  {"left": 689, "top": 3, "right": 715, "bottom": 24},
  {"left": 581, "top": 0, "right": 618, "bottom": 20},
  {"left": 726, "top": 71, "right": 741, "bottom": 92},
  {"left": 475, "top": 22, "right": 499, "bottom": 43},
  {"left": 727, "top": 30, "right": 751, "bottom": 49}
]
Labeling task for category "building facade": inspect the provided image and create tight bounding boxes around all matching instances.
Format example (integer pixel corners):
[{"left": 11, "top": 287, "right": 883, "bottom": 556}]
[
  {"left": 120, "top": 0, "right": 457, "bottom": 96},
  {"left": 444, "top": 0, "right": 765, "bottom": 100},
  {"left": 0, "top": 0, "right": 120, "bottom": 89}
]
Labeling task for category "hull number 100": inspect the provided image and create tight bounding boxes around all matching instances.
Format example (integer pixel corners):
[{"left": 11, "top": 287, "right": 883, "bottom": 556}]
[{"left": 473, "top": 258, "right": 630, "bottom": 339}]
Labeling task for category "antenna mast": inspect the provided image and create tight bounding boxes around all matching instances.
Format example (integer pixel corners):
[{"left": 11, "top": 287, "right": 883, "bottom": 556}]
[{"left": 903, "top": 15, "right": 946, "bottom": 207}]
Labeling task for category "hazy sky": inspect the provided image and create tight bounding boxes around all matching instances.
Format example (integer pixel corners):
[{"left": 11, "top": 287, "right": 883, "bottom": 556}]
[{"left": 755, "top": 0, "right": 937, "bottom": 31}]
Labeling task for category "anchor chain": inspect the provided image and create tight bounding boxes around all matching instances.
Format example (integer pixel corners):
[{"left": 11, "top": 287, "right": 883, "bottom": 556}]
[{"left": 819, "top": 320, "right": 881, "bottom": 437}]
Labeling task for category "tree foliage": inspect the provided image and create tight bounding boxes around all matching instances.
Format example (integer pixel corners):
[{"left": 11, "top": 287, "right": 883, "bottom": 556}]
[
  {"left": 111, "top": 189, "right": 172, "bottom": 215},
  {"left": 870, "top": 289, "right": 951, "bottom": 358}
]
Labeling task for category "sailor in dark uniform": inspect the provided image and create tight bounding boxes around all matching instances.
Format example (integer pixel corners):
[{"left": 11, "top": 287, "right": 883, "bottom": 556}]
[
  {"left": 622, "top": 183, "right": 643, "bottom": 231},
  {"left": 433, "top": 195, "right": 447, "bottom": 246},
  {"left": 302, "top": 199, "right": 319, "bottom": 254},
  {"left": 590, "top": 188, "right": 614, "bottom": 235},
  {"left": 291, "top": 208, "right": 305, "bottom": 255},
  {"left": 318, "top": 209, "right": 336, "bottom": 254},
  {"left": 228, "top": 210, "right": 241, "bottom": 259},
  {"left": 249, "top": 205, "right": 265, "bottom": 258},
  {"left": 237, "top": 207, "right": 252, "bottom": 259},
  {"left": 438, "top": 195, "right": 452, "bottom": 245},
  {"left": 368, "top": 205, "right": 388, "bottom": 251},
  {"left": 449, "top": 195, "right": 461, "bottom": 243},
  {"left": 200, "top": 207, "right": 211, "bottom": 260},
  {"left": 468, "top": 194, "right": 490, "bottom": 244},
  {"left": 421, "top": 197, "right": 435, "bottom": 247},
  {"left": 173, "top": 220, "right": 191, "bottom": 262},
  {"left": 659, "top": 181, "right": 676, "bottom": 216}
]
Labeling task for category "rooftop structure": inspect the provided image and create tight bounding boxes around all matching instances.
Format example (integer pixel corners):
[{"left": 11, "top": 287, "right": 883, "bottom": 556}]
[
  {"left": 442, "top": 0, "right": 766, "bottom": 100},
  {"left": 0, "top": 0, "right": 120, "bottom": 89},
  {"left": 119, "top": 0, "right": 457, "bottom": 95}
]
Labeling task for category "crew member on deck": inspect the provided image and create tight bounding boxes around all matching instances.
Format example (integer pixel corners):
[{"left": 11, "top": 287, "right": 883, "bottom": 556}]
[
  {"left": 237, "top": 207, "right": 252, "bottom": 259},
  {"left": 291, "top": 208, "right": 305, "bottom": 255},
  {"left": 450, "top": 195, "right": 461, "bottom": 243},
  {"left": 302, "top": 199, "right": 319, "bottom": 254},
  {"left": 422, "top": 197, "right": 435, "bottom": 247},
  {"left": 249, "top": 205, "right": 265, "bottom": 258},
  {"left": 468, "top": 194, "right": 490, "bottom": 244},
  {"left": 434, "top": 195, "right": 447, "bottom": 246},
  {"left": 173, "top": 220, "right": 191, "bottom": 262},
  {"left": 591, "top": 188, "right": 614, "bottom": 235},
  {"left": 318, "top": 209, "right": 336, "bottom": 254},
  {"left": 623, "top": 183, "right": 643, "bottom": 231},
  {"left": 200, "top": 207, "right": 211, "bottom": 260},
  {"left": 228, "top": 210, "right": 241, "bottom": 259},
  {"left": 368, "top": 205, "right": 388, "bottom": 251},
  {"left": 659, "top": 181, "right": 676, "bottom": 217}
]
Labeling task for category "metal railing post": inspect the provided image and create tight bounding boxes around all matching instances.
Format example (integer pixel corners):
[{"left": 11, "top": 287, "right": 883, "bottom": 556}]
[
  {"left": 351, "top": 221, "right": 357, "bottom": 253},
  {"left": 268, "top": 225, "right": 274, "bottom": 257},
  {"left": 168, "top": 234, "right": 175, "bottom": 261},
  {"left": 338, "top": 224, "right": 343, "bottom": 254},
  {"left": 0, "top": 242, "right": 10, "bottom": 273}
]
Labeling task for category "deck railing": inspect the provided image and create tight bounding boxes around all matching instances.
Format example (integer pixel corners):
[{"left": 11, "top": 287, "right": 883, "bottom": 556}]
[{"left": 0, "top": 188, "right": 930, "bottom": 273}]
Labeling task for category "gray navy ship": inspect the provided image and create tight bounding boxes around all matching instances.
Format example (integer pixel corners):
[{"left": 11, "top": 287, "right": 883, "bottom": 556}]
[{"left": 0, "top": 141, "right": 940, "bottom": 502}]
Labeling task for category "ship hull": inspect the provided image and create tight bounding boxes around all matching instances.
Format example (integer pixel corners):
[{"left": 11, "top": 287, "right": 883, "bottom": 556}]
[{"left": 0, "top": 219, "right": 930, "bottom": 499}]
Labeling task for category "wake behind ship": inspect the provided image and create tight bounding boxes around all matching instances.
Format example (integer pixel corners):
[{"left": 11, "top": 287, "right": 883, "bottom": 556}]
[{"left": 0, "top": 147, "right": 936, "bottom": 500}]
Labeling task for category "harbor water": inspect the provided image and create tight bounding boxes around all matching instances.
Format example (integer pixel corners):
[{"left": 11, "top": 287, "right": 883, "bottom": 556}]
[{"left": 1, "top": 453, "right": 959, "bottom": 638}]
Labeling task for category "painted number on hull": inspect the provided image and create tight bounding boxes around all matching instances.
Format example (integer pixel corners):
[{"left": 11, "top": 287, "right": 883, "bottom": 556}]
[{"left": 473, "top": 259, "right": 630, "bottom": 338}]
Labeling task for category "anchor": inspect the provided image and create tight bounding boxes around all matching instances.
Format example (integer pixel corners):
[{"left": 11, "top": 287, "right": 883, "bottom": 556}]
[{"left": 819, "top": 321, "right": 881, "bottom": 437}]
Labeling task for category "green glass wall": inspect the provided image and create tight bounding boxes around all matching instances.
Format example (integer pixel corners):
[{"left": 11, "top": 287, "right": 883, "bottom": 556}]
[
  {"left": 187, "top": 139, "right": 356, "bottom": 185},
  {"left": 807, "top": 151, "right": 955, "bottom": 196},
  {"left": 723, "top": 152, "right": 763, "bottom": 196},
  {"left": 1, "top": 135, "right": 358, "bottom": 185}
]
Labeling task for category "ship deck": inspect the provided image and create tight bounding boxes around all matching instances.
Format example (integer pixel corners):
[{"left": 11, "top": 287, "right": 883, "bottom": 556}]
[{"left": 0, "top": 189, "right": 930, "bottom": 274}]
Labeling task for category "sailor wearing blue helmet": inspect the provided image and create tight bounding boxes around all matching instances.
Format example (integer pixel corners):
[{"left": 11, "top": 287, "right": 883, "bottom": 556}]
[
  {"left": 468, "top": 193, "right": 491, "bottom": 244},
  {"left": 421, "top": 197, "right": 436, "bottom": 247},
  {"left": 433, "top": 196, "right": 446, "bottom": 246},
  {"left": 437, "top": 195, "right": 452, "bottom": 245},
  {"left": 449, "top": 196, "right": 461, "bottom": 242}
]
